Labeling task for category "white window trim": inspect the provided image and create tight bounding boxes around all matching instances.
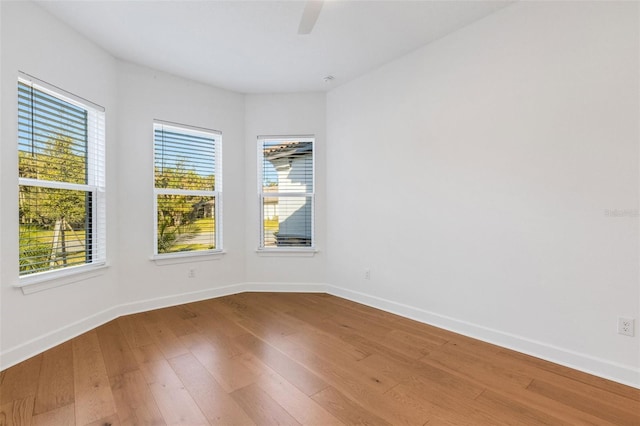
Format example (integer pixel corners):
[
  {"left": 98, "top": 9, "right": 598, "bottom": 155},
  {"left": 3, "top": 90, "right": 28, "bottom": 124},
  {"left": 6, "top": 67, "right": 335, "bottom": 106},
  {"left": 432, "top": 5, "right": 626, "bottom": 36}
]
[
  {"left": 257, "top": 135, "right": 316, "bottom": 253},
  {"left": 255, "top": 248, "right": 317, "bottom": 257},
  {"left": 150, "top": 250, "right": 226, "bottom": 266},
  {"left": 153, "top": 120, "right": 223, "bottom": 258},
  {"left": 17, "top": 73, "right": 106, "bottom": 288},
  {"left": 14, "top": 263, "right": 109, "bottom": 294}
]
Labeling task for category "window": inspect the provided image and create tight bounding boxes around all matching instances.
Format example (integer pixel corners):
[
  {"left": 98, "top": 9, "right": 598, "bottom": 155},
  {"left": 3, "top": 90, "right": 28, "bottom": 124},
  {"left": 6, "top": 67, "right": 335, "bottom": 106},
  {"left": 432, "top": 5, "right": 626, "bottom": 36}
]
[
  {"left": 18, "top": 74, "right": 106, "bottom": 277},
  {"left": 258, "top": 136, "right": 314, "bottom": 249},
  {"left": 154, "top": 121, "right": 221, "bottom": 256}
]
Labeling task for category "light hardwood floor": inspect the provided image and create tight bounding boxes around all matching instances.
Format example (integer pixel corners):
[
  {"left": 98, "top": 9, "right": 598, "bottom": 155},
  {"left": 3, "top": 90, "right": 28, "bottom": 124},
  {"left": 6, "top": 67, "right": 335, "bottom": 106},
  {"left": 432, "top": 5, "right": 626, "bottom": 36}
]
[{"left": 1, "top": 292, "right": 638, "bottom": 425}]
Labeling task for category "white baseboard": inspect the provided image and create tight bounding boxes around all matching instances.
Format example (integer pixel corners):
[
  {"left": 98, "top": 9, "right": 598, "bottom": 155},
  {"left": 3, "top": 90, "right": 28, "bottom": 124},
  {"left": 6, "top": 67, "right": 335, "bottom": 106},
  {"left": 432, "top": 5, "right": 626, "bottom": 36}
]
[
  {"left": 0, "top": 282, "right": 325, "bottom": 370},
  {"left": 2, "top": 281, "right": 638, "bottom": 389},
  {"left": 243, "top": 282, "right": 327, "bottom": 293},
  {"left": 326, "top": 284, "right": 640, "bottom": 390},
  {"left": 117, "top": 283, "right": 248, "bottom": 316},
  {"left": 0, "top": 305, "right": 120, "bottom": 372},
  {"left": 117, "top": 282, "right": 326, "bottom": 316}
]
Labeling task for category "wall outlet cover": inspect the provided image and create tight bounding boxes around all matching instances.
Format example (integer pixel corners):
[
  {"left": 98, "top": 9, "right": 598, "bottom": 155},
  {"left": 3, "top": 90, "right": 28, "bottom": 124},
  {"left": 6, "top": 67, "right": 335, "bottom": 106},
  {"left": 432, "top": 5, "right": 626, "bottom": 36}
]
[{"left": 618, "top": 317, "right": 635, "bottom": 337}]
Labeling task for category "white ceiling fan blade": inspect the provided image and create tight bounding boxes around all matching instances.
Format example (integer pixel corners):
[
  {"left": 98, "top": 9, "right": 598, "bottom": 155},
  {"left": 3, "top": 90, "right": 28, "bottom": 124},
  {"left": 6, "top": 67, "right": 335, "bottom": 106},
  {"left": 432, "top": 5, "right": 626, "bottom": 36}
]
[{"left": 298, "top": 0, "right": 324, "bottom": 35}]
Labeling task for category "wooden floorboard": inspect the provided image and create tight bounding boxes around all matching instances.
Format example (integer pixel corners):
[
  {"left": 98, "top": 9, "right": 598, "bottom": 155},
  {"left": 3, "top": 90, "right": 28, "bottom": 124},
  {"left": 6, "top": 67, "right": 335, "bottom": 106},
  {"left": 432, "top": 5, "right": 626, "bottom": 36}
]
[{"left": 1, "top": 292, "right": 638, "bottom": 425}]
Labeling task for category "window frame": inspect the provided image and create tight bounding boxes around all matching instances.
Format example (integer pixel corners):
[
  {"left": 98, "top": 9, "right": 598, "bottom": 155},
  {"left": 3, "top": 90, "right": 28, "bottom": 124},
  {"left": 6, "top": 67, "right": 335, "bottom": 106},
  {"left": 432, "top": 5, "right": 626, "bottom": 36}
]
[
  {"left": 257, "top": 135, "right": 316, "bottom": 252},
  {"left": 16, "top": 72, "right": 107, "bottom": 287},
  {"left": 152, "top": 120, "right": 223, "bottom": 259}
]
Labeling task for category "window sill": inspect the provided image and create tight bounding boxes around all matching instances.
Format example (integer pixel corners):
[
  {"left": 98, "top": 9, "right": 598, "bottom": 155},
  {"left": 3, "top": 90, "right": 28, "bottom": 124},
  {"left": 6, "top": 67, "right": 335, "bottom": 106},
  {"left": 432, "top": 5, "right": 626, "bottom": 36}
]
[
  {"left": 151, "top": 250, "right": 226, "bottom": 266},
  {"left": 255, "top": 248, "right": 318, "bottom": 257},
  {"left": 14, "top": 262, "right": 109, "bottom": 295}
]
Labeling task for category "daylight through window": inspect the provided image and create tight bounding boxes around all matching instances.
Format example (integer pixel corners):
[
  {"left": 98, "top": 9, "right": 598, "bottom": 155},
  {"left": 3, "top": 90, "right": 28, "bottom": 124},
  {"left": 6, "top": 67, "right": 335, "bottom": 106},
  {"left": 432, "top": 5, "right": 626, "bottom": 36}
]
[
  {"left": 18, "top": 75, "right": 106, "bottom": 276},
  {"left": 258, "top": 136, "right": 314, "bottom": 249},
  {"left": 154, "top": 121, "right": 221, "bottom": 255}
]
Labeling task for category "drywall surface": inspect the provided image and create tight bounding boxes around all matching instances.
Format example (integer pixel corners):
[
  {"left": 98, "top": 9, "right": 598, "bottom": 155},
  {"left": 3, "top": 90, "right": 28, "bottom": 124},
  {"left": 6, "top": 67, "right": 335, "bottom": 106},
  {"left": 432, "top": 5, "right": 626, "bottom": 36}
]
[
  {"left": 326, "top": 1, "right": 640, "bottom": 386},
  {"left": 115, "top": 61, "right": 246, "bottom": 304},
  {"left": 0, "top": 1, "right": 119, "bottom": 365},
  {"left": 244, "top": 93, "right": 327, "bottom": 285},
  {"left": 2, "top": 0, "right": 638, "bottom": 389},
  {"left": 0, "top": 2, "right": 249, "bottom": 369}
]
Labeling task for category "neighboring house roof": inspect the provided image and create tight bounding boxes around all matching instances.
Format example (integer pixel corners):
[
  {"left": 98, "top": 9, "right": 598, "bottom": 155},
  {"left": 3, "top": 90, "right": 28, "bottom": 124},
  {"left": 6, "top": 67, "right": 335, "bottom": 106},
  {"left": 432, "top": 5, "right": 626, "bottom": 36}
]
[{"left": 264, "top": 141, "right": 312, "bottom": 162}]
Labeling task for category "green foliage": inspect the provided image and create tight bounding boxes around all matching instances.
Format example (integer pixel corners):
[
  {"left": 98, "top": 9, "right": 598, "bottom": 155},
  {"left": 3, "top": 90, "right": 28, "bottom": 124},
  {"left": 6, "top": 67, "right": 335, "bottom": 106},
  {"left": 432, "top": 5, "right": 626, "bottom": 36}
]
[
  {"left": 155, "top": 159, "right": 214, "bottom": 190},
  {"left": 19, "top": 134, "right": 88, "bottom": 273},
  {"left": 157, "top": 216, "right": 178, "bottom": 253},
  {"left": 157, "top": 216, "right": 206, "bottom": 254},
  {"left": 19, "top": 224, "right": 88, "bottom": 274},
  {"left": 155, "top": 160, "right": 216, "bottom": 253},
  {"left": 19, "top": 226, "right": 51, "bottom": 273},
  {"left": 19, "top": 134, "right": 87, "bottom": 227}
]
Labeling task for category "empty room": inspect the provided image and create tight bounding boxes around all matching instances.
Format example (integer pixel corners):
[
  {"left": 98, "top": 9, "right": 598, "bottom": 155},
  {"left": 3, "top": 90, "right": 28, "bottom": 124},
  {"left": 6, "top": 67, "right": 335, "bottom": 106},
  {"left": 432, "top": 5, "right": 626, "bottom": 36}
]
[{"left": 1, "top": 0, "right": 639, "bottom": 424}]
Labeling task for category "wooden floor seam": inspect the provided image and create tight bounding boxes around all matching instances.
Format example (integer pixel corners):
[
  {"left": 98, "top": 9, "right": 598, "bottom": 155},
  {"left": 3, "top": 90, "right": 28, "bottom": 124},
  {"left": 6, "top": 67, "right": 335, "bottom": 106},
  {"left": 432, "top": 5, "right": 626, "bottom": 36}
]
[{"left": 1, "top": 292, "right": 638, "bottom": 425}]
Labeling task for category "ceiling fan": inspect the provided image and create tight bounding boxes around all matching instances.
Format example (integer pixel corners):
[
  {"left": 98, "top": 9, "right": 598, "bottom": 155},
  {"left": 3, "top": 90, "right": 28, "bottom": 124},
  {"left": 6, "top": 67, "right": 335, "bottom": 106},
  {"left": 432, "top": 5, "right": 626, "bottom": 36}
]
[{"left": 298, "top": 0, "right": 325, "bottom": 35}]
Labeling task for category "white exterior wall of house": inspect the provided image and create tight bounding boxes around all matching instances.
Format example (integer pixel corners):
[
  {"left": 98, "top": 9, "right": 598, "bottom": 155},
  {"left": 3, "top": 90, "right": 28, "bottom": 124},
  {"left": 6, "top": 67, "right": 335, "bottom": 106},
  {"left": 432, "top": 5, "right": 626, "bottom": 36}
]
[
  {"left": 272, "top": 154, "right": 313, "bottom": 192},
  {"left": 271, "top": 153, "right": 313, "bottom": 240}
]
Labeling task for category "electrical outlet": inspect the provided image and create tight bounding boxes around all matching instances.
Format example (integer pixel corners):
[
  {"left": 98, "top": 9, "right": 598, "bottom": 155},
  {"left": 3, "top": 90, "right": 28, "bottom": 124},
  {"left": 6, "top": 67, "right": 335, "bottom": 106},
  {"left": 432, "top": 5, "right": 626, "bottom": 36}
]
[
  {"left": 618, "top": 317, "right": 635, "bottom": 337},
  {"left": 364, "top": 268, "right": 371, "bottom": 280},
  {"left": 188, "top": 269, "right": 196, "bottom": 278}
]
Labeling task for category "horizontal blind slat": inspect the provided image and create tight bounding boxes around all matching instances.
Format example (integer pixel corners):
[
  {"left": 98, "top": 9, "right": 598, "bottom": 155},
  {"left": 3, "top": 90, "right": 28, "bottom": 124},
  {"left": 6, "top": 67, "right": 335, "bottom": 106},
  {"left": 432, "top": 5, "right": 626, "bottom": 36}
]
[
  {"left": 259, "top": 137, "right": 314, "bottom": 249},
  {"left": 18, "top": 77, "right": 106, "bottom": 277}
]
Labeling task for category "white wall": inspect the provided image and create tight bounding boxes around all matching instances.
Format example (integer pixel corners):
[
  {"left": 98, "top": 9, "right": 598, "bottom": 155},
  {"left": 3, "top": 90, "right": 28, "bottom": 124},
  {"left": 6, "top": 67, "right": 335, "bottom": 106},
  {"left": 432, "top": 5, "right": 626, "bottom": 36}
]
[
  {"left": 326, "top": 1, "right": 639, "bottom": 386},
  {"left": 0, "top": 2, "right": 249, "bottom": 369},
  {"left": 244, "top": 94, "right": 326, "bottom": 286},
  {"left": 0, "top": 1, "right": 324, "bottom": 370},
  {"left": 2, "top": 0, "right": 638, "bottom": 389},
  {"left": 0, "top": 1, "right": 119, "bottom": 364},
  {"left": 115, "top": 62, "right": 246, "bottom": 305}
]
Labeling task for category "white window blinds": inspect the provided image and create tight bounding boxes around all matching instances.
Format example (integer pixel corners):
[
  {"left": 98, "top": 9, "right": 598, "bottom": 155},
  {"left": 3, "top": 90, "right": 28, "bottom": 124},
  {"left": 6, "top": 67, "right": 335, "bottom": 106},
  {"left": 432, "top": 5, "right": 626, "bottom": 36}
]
[
  {"left": 153, "top": 121, "right": 222, "bottom": 255},
  {"left": 258, "top": 136, "right": 314, "bottom": 249},
  {"left": 18, "top": 74, "right": 106, "bottom": 276}
]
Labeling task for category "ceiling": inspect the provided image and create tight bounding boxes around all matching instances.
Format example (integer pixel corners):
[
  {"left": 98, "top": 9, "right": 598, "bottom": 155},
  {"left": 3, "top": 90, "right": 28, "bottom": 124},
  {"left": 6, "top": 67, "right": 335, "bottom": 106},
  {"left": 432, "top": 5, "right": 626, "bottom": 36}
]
[{"left": 36, "top": 0, "right": 513, "bottom": 94}]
